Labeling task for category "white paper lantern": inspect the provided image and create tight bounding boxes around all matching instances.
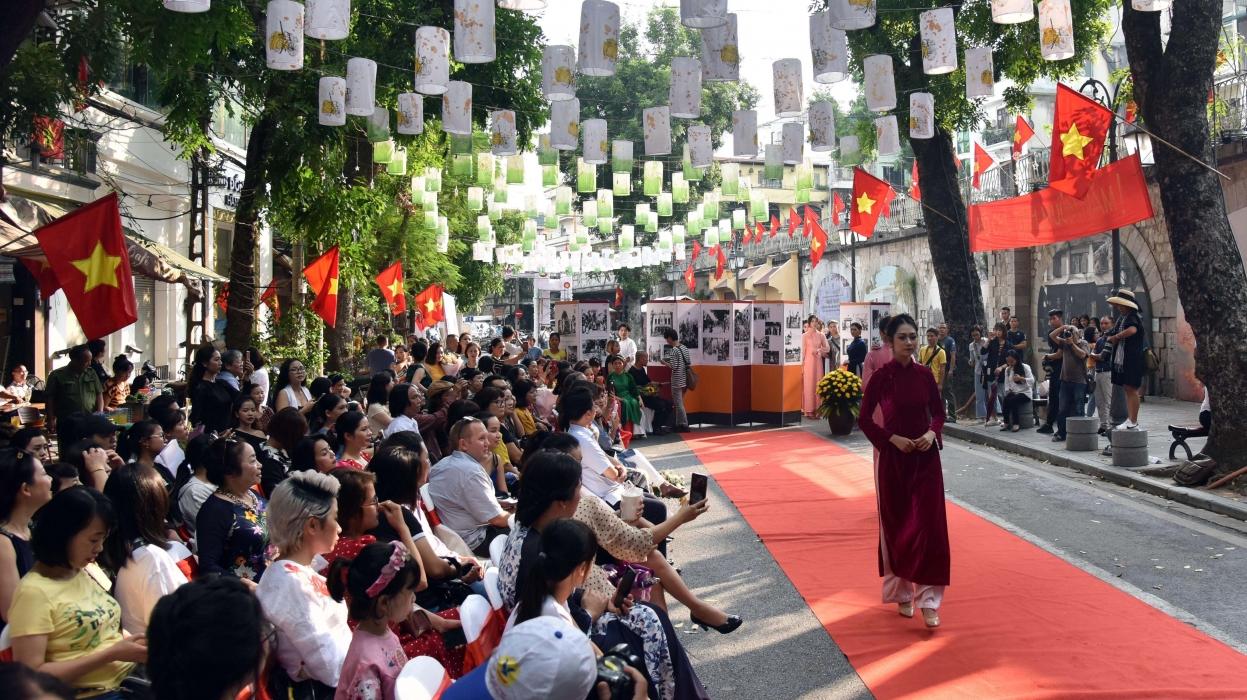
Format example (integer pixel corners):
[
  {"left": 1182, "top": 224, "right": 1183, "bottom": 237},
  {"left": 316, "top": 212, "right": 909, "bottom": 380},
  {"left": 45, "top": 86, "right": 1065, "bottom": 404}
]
[
  {"left": 643, "top": 106, "right": 672, "bottom": 156},
  {"left": 830, "top": 0, "right": 876, "bottom": 30},
  {"left": 317, "top": 76, "right": 346, "bottom": 126},
  {"left": 680, "top": 0, "right": 727, "bottom": 29},
  {"left": 367, "top": 107, "right": 389, "bottom": 137},
  {"left": 863, "top": 54, "right": 896, "bottom": 113},
  {"left": 542, "top": 45, "right": 576, "bottom": 101},
  {"left": 875, "top": 115, "right": 900, "bottom": 157},
  {"left": 1132, "top": 1, "right": 1171, "bottom": 10},
  {"left": 491, "top": 110, "right": 517, "bottom": 155},
  {"left": 442, "top": 80, "right": 472, "bottom": 135},
  {"left": 1038, "top": 0, "right": 1075, "bottom": 62},
  {"left": 991, "top": 0, "right": 1035, "bottom": 24},
  {"left": 809, "top": 101, "right": 836, "bottom": 152},
  {"left": 810, "top": 11, "right": 848, "bottom": 84},
  {"left": 164, "top": 0, "right": 211, "bottom": 12},
  {"left": 612, "top": 140, "right": 633, "bottom": 171},
  {"left": 453, "top": 0, "right": 495, "bottom": 64},
  {"left": 688, "top": 124, "right": 712, "bottom": 167},
  {"left": 669, "top": 57, "right": 703, "bottom": 119},
  {"left": 781, "top": 122, "right": 804, "bottom": 164},
  {"left": 909, "top": 93, "right": 935, "bottom": 140},
  {"left": 498, "top": 0, "right": 547, "bottom": 9},
  {"left": 578, "top": 0, "right": 620, "bottom": 77},
  {"left": 840, "top": 134, "right": 859, "bottom": 158},
  {"left": 265, "top": 1, "right": 304, "bottom": 71},
  {"left": 550, "top": 98, "right": 580, "bottom": 150},
  {"left": 396, "top": 92, "right": 423, "bottom": 134},
  {"left": 305, "top": 0, "right": 349, "bottom": 40},
  {"left": 965, "top": 47, "right": 994, "bottom": 99},
  {"left": 920, "top": 8, "right": 957, "bottom": 75},
  {"left": 732, "top": 109, "right": 758, "bottom": 157},
  {"left": 582, "top": 118, "right": 608, "bottom": 164},
  {"left": 700, "top": 13, "right": 739, "bottom": 82},
  {"left": 345, "top": 57, "right": 376, "bottom": 115},
  {"left": 415, "top": 27, "right": 450, "bottom": 95},
  {"left": 773, "top": 59, "right": 803, "bottom": 118}
]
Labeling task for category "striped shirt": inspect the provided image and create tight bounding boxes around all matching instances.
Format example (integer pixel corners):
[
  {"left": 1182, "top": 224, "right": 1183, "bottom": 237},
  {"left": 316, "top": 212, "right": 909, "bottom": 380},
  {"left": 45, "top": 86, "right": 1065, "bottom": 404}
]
[{"left": 663, "top": 343, "right": 692, "bottom": 388}]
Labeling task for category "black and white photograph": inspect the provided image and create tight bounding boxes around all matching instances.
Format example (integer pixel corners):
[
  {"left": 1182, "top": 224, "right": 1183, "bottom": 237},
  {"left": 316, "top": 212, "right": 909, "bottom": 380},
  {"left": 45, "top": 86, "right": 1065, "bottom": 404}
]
[
  {"left": 765, "top": 322, "right": 781, "bottom": 337},
  {"left": 871, "top": 308, "right": 885, "bottom": 332},
  {"left": 557, "top": 310, "right": 573, "bottom": 336},
  {"left": 754, "top": 305, "right": 770, "bottom": 321},
  {"left": 786, "top": 312, "right": 801, "bottom": 330},
  {"left": 762, "top": 350, "right": 780, "bottom": 365},
  {"left": 734, "top": 343, "right": 750, "bottom": 362},
  {"left": 581, "top": 308, "right": 609, "bottom": 335},
  {"left": 678, "top": 317, "right": 700, "bottom": 349},
  {"left": 753, "top": 333, "right": 770, "bottom": 350},
  {"left": 704, "top": 337, "right": 730, "bottom": 362},
  {"left": 649, "top": 310, "right": 673, "bottom": 336},
  {"left": 702, "top": 308, "right": 730, "bottom": 336},
  {"left": 785, "top": 346, "right": 802, "bottom": 363},
  {"left": 565, "top": 346, "right": 578, "bottom": 362},
  {"left": 734, "top": 309, "right": 750, "bottom": 342},
  {"left": 581, "top": 338, "right": 607, "bottom": 359}
]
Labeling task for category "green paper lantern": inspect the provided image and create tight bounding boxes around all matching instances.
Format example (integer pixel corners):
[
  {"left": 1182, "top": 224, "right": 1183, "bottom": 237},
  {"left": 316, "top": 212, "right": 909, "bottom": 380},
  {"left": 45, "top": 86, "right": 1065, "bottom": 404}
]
[
  {"left": 686, "top": 210, "right": 702, "bottom": 234},
  {"left": 750, "top": 190, "right": 767, "bottom": 219},
  {"left": 704, "top": 224, "right": 719, "bottom": 247},
  {"left": 672, "top": 225, "right": 685, "bottom": 247},
  {"left": 542, "top": 165, "right": 558, "bottom": 187},
  {"left": 577, "top": 159, "right": 596, "bottom": 194},
  {"left": 795, "top": 188, "right": 811, "bottom": 204},
  {"left": 410, "top": 177, "right": 425, "bottom": 206},
  {"left": 467, "top": 186, "right": 484, "bottom": 212},
  {"left": 597, "top": 214, "right": 613, "bottom": 234},
  {"left": 612, "top": 140, "right": 633, "bottom": 174},
  {"left": 373, "top": 140, "right": 394, "bottom": 164},
  {"left": 475, "top": 153, "right": 493, "bottom": 185},
  {"left": 545, "top": 211, "right": 560, "bottom": 229},
  {"left": 671, "top": 173, "right": 689, "bottom": 204},
  {"left": 493, "top": 177, "right": 508, "bottom": 203},
  {"left": 657, "top": 192, "right": 673, "bottom": 217},
  {"left": 555, "top": 187, "right": 572, "bottom": 216},
  {"left": 643, "top": 161, "right": 662, "bottom": 197},
  {"left": 538, "top": 134, "right": 558, "bottom": 166},
  {"left": 488, "top": 197, "right": 502, "bottom": 222},
  {"left": 721, "top": 163, "right": 739, "bottom": 197},
  {"left": 796, "top": 162, "right": 814, "bottom": 190},
  {"left": 448, "top": 154, "right": 470, "bottom": 178},
  {"left": 477, "top": 215, "right": 493, "bottom": 242},
  {"left": 612, "top": 172, "right": 630, "bottom": 197},
  {"left": 582, "top": 199, "right": 598, "bottom": 227},
  {"left": 507, "top": 155, "right": 524, "bottom": 184},
  {"left": 597, "top": 189, "right": 614, "bottom": 219},
  {"left": 619, "top": 225, "right": 634, "bottom": 251},
  {"left": 386, "top": 148, "right": 407, "bottom": 175},
  {"left": 703, "top": 191, "right": 720, "bottom": 220},
  {"left": 423, "top": 210, "right": 437, "bottom": 229},
  {"left": 732, "top": 209, "right": 745, "bottom": 231},
  {"left": 425, "top": 167, "right": 441, "bottom": 192},
  {"left": 450, "top": 133, "right": 474, "bottom": 154},
  {"left": 525, "top": 195, "right": 540, "bottom": 219}
]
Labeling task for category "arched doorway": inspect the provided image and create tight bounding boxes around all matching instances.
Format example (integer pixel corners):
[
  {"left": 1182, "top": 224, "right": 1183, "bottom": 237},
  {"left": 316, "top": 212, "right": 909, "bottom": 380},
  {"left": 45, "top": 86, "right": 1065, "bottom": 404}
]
[
  {"left": 814, "top": 273, "right": 852, "bottom": 324},
  {"left": 1037, "top": 237, "right": 1152, "bottom": 342}
]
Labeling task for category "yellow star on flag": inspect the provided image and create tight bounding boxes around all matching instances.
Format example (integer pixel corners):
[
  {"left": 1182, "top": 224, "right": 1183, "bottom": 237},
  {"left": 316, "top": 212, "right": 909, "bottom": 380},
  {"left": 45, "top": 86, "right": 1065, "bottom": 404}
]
[
  {"left": 1060, "top": 122, "right": 1094, "bottom": 160},
  {"left": 811, "top": 238, "right": 822, "bottom": 252},
  {"left": 424, "top": 297, "right": 438, "bottom": 313},
  {"left": 387, "top": 279, "right": 402, "bottom": 297},
  {"left": 70, "top": 242, "right": 122, "bottom": 292},
  {"left": 856, "top": 192, "right": 876, "bottom": 215},
  {"left": 327, "top": 277, "right": 338, "bottom": 295}
]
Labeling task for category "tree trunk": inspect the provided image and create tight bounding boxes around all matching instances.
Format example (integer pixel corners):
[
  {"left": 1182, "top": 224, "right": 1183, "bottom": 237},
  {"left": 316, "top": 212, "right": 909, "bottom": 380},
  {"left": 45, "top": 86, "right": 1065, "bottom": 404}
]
[
  {"left": 224, "top": 109, "right": 277, "bottom": 350},
  {"left": 1124, "top": 1, "right": 1247, "bottom": 476},
  {"left": 325, "top": 284, "right": 353, "bottom": 372},
  {"left": 912, "top": 128, "right": 986, "bottom": 419},
  {"left": 0, "top": 0, "right": 43, "bottom": 70}
]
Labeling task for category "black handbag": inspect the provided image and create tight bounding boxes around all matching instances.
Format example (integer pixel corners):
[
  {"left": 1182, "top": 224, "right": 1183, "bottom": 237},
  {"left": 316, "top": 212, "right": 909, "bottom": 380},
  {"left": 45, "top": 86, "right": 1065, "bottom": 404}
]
[{"left": 415, "top": 558, "right": 475, "bottom": 611}]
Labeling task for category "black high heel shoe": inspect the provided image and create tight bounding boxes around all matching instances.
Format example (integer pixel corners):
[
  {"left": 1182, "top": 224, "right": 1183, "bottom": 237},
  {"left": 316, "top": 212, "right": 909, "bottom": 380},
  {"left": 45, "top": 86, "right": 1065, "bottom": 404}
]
[{"left": 690, "top": 613, "right": 743, "bottom": 634}]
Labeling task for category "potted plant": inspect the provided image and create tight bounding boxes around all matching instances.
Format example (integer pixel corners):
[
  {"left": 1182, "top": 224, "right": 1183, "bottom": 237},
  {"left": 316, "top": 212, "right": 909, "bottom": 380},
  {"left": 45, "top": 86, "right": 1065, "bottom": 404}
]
[{"left": 817, "top": 368, "right": 863, "bottom": 436}]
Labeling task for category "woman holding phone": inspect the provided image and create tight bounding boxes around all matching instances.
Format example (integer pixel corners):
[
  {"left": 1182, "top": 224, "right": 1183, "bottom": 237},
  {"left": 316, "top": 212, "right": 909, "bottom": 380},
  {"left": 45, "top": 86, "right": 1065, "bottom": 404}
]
[{"left": 858, "top": 314, "right": 951, "bottom": 629}]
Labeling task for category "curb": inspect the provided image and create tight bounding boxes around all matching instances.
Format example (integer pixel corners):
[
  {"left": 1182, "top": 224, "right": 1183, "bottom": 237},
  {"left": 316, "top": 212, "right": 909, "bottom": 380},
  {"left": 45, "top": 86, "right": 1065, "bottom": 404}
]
[{"left": 945, "top": 424, "right": 1247, "bottom": 523}]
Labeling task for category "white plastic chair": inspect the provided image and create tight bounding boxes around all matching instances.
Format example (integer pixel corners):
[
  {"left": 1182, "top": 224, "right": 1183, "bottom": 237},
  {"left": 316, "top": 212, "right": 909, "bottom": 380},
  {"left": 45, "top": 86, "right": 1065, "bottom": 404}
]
[
  {"left": 433, "top": 524, "right": 474, "bottom": 559},
  {"left": 459, "top": 594, "right": 492, "bottom": 646},
  {"left": 483, "top": 568, "right": 504, "bottom": 611},
  {"left": 418, "top": 483, "right": 435, "bottom": 512},
  {"left": 395, "top": 656, "right": 449, "bottom": 700},
  {"left": 488, "top": 533, "right": 508, "bottom": 569}
]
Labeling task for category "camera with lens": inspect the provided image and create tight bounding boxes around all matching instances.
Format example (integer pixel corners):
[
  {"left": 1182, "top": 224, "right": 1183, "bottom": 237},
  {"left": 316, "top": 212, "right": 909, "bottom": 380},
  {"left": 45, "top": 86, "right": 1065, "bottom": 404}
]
[{"left": 590, "top": 644, "right": 641, "bottom": 700}]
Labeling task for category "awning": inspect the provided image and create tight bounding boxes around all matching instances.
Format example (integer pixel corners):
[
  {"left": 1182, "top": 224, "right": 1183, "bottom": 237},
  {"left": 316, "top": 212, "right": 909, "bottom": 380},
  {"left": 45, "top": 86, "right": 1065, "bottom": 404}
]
[
  {"left": 754, "top": 260, "right": 790, "bottom": 286},
  {"left": 126, "top": 233, "right": 227, "bottom": 283}
]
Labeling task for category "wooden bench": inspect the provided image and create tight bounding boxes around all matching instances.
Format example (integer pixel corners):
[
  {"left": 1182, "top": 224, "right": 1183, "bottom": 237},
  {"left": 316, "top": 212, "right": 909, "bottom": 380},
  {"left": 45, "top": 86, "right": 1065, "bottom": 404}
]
[{"left": 1168, "top": 424, "right": 1209, "bottom": 461}]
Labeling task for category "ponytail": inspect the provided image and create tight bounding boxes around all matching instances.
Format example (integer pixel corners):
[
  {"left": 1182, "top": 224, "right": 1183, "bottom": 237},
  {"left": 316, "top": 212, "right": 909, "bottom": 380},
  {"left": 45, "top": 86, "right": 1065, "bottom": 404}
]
[
  {"left": 119, "top": 420, "right": 160, "bottom": 463},
  {"left": 514, "top": 519, "right": 597, "bottom": 626},
  {"left": 326, "top": 556, "right": 353, "bottom": 604}
]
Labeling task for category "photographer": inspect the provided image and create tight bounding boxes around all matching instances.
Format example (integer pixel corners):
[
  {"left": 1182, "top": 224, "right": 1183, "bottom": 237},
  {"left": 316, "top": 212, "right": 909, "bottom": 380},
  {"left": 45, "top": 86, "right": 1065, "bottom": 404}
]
[
  {"left": 443, "top": 617, "right": 648, "bottom": 700},
  {"left": 1036, "top": 310, "right": 1065, "bottom": 435},
  {"left": 1048, "top": 319, "right": 1090, "bottom": 443}
]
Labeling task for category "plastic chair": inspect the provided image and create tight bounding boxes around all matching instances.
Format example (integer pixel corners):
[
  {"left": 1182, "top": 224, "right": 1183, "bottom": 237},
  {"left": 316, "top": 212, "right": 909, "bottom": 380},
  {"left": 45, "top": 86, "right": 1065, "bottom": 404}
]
[
  {"left": 488, "top": 533, "right": 508, "bottom": 569},
  {"left": 638, "top": 406, "right": 655, "bottom": 436},
  {"left": 460, "top": 594, "right": 503, "bottom": 673},
  {"left": 395, "top": 656, "right": 451, "bottom": 700},
  {"left": 483, "top": 568, "right": 504, "bottom": 611},
  {"left": 419, "top": 484, "right": 442, "bottom": 527}
]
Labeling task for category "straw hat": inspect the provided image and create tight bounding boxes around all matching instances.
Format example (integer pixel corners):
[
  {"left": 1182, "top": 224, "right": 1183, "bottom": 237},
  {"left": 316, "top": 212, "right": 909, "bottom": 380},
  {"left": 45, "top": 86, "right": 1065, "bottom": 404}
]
[{"left": 1106, "top": 288, "right": 1139, "bottom": 311}]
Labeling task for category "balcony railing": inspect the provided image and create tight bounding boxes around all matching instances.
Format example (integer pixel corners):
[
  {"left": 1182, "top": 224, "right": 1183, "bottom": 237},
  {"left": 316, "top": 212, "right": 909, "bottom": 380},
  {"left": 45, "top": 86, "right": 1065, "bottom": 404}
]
[{"left": 1213, "top": 70, "right": 1247, "bottom": 144}]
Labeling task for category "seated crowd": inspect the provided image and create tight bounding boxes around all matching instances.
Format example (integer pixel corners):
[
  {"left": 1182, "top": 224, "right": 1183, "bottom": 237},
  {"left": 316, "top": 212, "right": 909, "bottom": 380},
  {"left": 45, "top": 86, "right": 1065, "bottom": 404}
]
[{"left": 0, "top": 326, "right": 734, "bottom": 700}]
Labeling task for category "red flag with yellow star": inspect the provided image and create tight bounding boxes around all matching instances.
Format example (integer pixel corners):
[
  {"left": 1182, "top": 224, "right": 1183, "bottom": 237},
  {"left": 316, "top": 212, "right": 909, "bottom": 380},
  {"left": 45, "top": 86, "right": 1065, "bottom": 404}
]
[
  {"left": 805, "top": 207, "right": 829, "bottom": 268},
  {"left": 1013, "top": 115, "right": 1035, "bottom": 158},
  {"left": 259, "top": 279, "right": 281, "bottom": 322},
  {"left": 908, "top": 162, "right": 921, "bottom": 202},
  {"left": 848, "top": 168, "right": 895, "bottom": 239},
  {"left": 832, "top": 192, "right": 845, "bottom": 226},
  {"left": 755, "top": 221, "right": 766, "bottom": 242},
  {"left": 769, "top": 214, "right": 779, "bottom": 238},
  {"left": 788, "top": 206, "right": 802, "bottom": 238},
  {"left": 303, "top": 245, "right": 340, "bottom": 328},
  {"left": 414, "top": 283, "right": 445, "bottom": 329},
  {"left": 684, "top": 263, "right": 695, "bottom": 291},
  {"left": 1049, "top": 83, "right": 1113, "bottom": 199},
  {"left": 21, "top": 258, "right": 61, "bottom": 297},
  {"left": 34, "top": 192, "right": 137, "bottom": 338},
  {"left": 713, "top": 244, "right": 726, "bottom": 280},
  {"left": 973, "top": 142, "right": 996, "bottom": 190},
  {"left": 374, "top": 261, "right": 407, "bottom": 315},
  {"left": 691, "top": 240, "right": 702, "bottom": 261}
]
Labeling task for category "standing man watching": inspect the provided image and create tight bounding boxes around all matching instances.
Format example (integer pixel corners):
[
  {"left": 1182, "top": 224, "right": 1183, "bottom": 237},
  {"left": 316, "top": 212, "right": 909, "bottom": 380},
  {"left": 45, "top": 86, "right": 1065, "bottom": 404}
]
[
  {"left": 1037, "top": 309, "right": 1065, "bottom": 434},
  {"left": 44, "top": 344, "right": 105, "bottom": 445},
  {"left": 365, "top": 335, "right": 396, "bottom": 376},
  {"left": 937, "top": 323, "right": 957, "bottom": 423},
  {"left": 1091, "top": 316, "right": 1114, "bottom": 435},
  {"left": 616, "top": 324, "right": 638, "bottom": 367},
  {"left": 846, "top": 322, "right": 868, "bottom": 376},
  {"left": 629, "top": 350, "right": 672, "bottom": 435},
  {"left": 1049, "top": 320, "right": 1090, "bottom": 443}
]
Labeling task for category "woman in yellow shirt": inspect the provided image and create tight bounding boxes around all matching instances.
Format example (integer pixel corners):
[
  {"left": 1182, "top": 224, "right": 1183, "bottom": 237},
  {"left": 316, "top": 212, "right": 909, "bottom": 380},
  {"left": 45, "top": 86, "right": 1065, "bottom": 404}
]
[
  {"left": 9, "top": 488, "right": 147, "bottom": 696},
  {"left": 422, "top": 342, "right": 447, "bottom": 384}
]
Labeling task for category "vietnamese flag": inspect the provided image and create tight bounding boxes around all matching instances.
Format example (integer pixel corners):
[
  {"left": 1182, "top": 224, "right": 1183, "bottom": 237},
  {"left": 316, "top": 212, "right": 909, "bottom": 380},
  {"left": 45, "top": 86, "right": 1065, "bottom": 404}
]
[
  {"left": 259, "top": 279, "right": 281, "bottom": 322},
  {"left": 34, "top": 192, "right": 137, "bottom": 339},
  {"left": 1013, "top": 116, "right": 1035, "bottom": 159},
  {"left": 691, "top": 240, "right": 702, "bottom": 261},
  {"left": 908, "top": 162, "right": 921, "bottom": 202},
  {"left": 805, "top": 207, "right": 829, "bottom": 268},
  {"left": 374, "top": 261, "right": 407, "bottom": 315},
  {"left": 684, "top": 263, "right": 695, "bottom": 291},
  {"left": 789, "top": 206, "right": 802, "bottom": 238},
  {"left": 21, "top": 258, "right": 61, "bottom": 297},
  {"left": 848, "top": 168, "right": 895, "bottom": 239},
  {"left": 713, "top": 244, "right": 726, "bottom": 280},
  {"left": 755, "top": 222, "right": 766, "bottom": 242},
  {"left": 303, "top": 245, "right": 340, "bottom": 328},
  {"left": 414, "top": 284, "right": 445, "bottom": 328},
  {"left": 769, "top": 215, "right": 779, "bottom": 238},
  {"left": 1049, "top": 83, "right": 1114, "bottom": 199},
  {"left": 831, "top": 192, "right": 845, "bottom": 226},
  {"left": 973, "top": 143, "right": 996, "bottom": 190}
]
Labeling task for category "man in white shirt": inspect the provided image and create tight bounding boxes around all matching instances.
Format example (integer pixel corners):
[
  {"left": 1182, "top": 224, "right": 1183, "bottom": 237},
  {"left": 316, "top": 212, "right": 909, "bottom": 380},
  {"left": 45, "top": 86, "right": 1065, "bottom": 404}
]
[
  {"left": 427, "top": 417, "right": 511, "bottom": 555},
  {"left": 383, "top": 383, "right": 424, "bottom": 438},
  {"left": 617, "top": 323, "right": 638, "bottom": 367}
]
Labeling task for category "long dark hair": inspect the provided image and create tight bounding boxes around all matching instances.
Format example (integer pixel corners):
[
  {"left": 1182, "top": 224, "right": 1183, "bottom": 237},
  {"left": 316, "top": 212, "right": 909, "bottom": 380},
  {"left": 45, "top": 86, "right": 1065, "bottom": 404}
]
[
  {"left": 515, "top": 519, "right": 596, "bottom": 625},
  {"left": 368, "top": 445, "right": 423, "bottom": 506},
  {"left": 118, "top": 420, "right": 161, "bottom": 463},
  {"left": 0, "top": 447, "right": 42, "bottom": 521},
  {"left": 514, "top": 450, "right": 581, "bottom": 527},
  {"left": 307, "top": 394, "right": 345, "bottom": 434},
  {"left": 884, "top": 313, "right": 919, "bottom": 342},
  {"left": 187, "top": 345, "right": 218, "bottom": 392},
  {"left": 327, "top": 541, "right": 422, "bottom": 622},
  {"left": 366, "top": 372, "right": 394, "bottom": 407},
  {"left": 100, "top": 465, "right": 170, "bottom": 572}
]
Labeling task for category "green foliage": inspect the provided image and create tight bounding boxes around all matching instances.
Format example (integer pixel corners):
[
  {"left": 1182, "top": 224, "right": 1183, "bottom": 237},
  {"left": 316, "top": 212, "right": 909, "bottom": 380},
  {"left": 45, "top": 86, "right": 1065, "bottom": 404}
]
[{"left": 254, "top": 304, "right": 330, "bottom": 375}]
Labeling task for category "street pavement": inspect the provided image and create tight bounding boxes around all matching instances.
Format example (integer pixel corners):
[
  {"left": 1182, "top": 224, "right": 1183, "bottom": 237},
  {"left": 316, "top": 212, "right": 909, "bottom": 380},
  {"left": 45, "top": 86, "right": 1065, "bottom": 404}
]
[{"left": 629, "top": 416, "right": 1247, "bottom": 698}]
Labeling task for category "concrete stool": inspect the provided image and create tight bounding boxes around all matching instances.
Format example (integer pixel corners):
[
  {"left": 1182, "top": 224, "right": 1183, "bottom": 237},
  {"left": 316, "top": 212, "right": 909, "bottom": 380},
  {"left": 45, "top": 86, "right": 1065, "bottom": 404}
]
[
  {"left": 1017, "top": 410, "right": 1036, "bottom": 429},
  {"left": 1110, "top": 429, "right": 1149, "bottom": 467},
  {"left": 1065, "top": 417, "right": 1099, "bottom": 452}
]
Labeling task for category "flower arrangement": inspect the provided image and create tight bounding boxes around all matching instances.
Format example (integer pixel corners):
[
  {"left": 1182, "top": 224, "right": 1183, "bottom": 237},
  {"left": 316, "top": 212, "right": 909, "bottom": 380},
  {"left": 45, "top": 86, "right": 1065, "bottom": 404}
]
[{"left": 817, "top": 368, "right": 863, "bottom": 420}]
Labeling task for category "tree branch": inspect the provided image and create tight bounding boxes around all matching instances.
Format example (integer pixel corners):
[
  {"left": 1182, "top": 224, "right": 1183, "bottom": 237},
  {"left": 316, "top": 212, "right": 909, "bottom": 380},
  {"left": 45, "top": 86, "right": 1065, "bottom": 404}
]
[{"left": 1121, "top": 1, "right": 1164, "bottom": 123}]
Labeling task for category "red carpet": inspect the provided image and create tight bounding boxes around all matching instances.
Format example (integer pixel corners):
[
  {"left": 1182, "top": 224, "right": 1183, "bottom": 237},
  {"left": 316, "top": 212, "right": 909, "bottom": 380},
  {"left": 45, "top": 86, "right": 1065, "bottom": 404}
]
[{"left": 680, "top": 429, "right": 1247, "bottom": 699}]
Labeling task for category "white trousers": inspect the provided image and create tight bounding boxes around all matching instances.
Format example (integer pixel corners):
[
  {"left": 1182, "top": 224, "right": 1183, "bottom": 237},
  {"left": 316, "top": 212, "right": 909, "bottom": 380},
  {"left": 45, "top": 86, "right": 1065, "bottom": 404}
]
[
  {"left": 874, "top": 448, "right": 945, "bottom": 611},
  {"left": 1093, "top": 371, "right": 1113, "bottom": 431}
]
